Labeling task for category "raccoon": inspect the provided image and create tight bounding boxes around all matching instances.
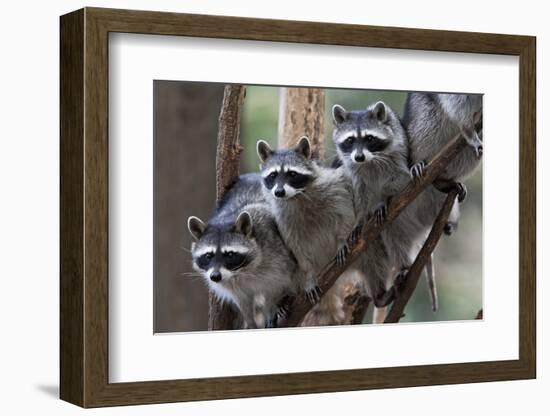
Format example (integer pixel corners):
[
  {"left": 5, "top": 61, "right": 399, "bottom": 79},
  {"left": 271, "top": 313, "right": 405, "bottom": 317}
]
[
  {"left": 332, "top": 101, "right": 453, "bottom": 311},
  {"left": 403, "top": 92, "right": 483, "bottom": 201},
  {"left": 187, "top": 173, "right": 297, "bottom": 329},
  {"left": 256, "top": 136, "right": 362, "bottom": 304}
]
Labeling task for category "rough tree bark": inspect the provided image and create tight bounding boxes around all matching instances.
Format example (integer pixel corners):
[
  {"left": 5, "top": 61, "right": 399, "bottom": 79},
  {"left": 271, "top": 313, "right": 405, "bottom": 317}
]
[
  {"left": 208, "top": 85, "right": 246, "bottom": 331},
  {"left": 278, "top": 87, "right": 325, "bottom": 159},
  {"left": 282, "top": 133, "right": 469, "bottom": 327}
]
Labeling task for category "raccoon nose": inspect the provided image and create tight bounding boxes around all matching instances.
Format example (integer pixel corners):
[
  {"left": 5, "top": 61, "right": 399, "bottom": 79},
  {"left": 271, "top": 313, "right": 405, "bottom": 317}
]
[
  {"left": 274, "top": 188, "right": 286, "bottom": 198},
  {"left": 354, "top": 153, "right": 366, "bottom": 163},
  {"left": 210, "top": 271, "right": 222, "bottom": 282}
]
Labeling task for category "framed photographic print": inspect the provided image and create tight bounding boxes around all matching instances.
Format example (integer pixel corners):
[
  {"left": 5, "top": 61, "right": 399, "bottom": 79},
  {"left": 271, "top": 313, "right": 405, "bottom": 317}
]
[{"left": 60, "top": 7, "right": 536, "bottom": 408}]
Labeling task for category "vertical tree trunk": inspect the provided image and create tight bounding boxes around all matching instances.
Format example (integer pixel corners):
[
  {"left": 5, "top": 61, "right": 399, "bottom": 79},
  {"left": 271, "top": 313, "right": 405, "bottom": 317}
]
[
  {"left": 209, "top": 85, "right": 246, "bottom": 331},
  {"left": 277, "top": 87, "right": 325, "bottom": 159}
]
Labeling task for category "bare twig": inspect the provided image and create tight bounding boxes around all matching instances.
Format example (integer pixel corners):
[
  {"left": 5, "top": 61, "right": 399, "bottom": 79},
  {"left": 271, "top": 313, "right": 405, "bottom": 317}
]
[
  {"left": 282, "top": 133, "right": 468, "bottom": 327},
  {"left": 385, "top": 188, "right": 459, "bottom": 323},
  {"left": 209, "top": 85, "right": 246, "bottom": 331}
]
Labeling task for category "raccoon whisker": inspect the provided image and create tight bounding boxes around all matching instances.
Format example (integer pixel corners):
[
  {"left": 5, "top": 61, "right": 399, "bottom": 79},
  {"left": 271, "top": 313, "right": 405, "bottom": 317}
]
[
  {"left": 180, "top": 271, "right": 202, "bottom": 276},
  {"left": 180, "top": 271, "right": 203, "bottom": 279},
  {"left": 229, "top": 260, "right": 248, "bottom": 272}
]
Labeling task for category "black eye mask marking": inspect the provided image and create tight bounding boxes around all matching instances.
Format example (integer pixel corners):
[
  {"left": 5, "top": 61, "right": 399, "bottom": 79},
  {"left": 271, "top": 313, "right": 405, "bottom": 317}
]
[
  {"left": 222, "top": 251, "right": 251, "bottom": 271},
  {"left": 365, "top": 135, "right": 389, "bottom": 153},
  {"left": 338, "top": 136, "right": 356, "bottom": 154},
  {"left": 286, "top": 170, "right": 312, "bottom": 190},
  {"left": 195, "top": 252, "right": 214, "bottom": 271},
  {"left": 195, "top": 249, "right": 252, "bottom": 272},
  {"left": 263, "top": 170, "right": 278, "bottom": 190}
]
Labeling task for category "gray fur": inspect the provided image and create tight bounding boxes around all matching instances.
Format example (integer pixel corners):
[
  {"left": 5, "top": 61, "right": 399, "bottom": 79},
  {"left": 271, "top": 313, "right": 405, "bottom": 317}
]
[
  {"left": 332, "top": 101, "right": 447, "bottom": 310},
  {"left": 402, "top": 93, "right": 481, "bottom": 308},
  {"left": 187, "top": 173, "right": 297, "bottom": 329},
  {"left": 257, "top": 137, "right": 362, "bottom": 303},
  {"left": 403, "top": 92, "right": 482, "bottom": 182}
]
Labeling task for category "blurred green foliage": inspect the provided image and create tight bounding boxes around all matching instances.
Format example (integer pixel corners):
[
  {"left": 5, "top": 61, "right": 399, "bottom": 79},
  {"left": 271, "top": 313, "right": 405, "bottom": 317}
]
[{"left": 240, "top": 86, "right": 482, "bottom": 323}]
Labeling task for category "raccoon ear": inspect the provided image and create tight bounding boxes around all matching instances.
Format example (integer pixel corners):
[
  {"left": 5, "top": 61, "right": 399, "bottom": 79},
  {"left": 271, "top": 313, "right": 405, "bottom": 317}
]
[
  {"left": 332, "top": 104, "right": 347, "bottom": 125},
  {"left": 257, "top": 140, "right": 274, "bottom": 163},
  {"left": 294, "top": 136, "right": 312, "bottom": 159},
  {"left": 235, "top": 211, "right": 253, "bottom": 237},
  {"left": 372, "top": 101, "right": 388, "bottom": 123},
  {"left": 187, "top": 216, "right": 206, "bottom": 240}
]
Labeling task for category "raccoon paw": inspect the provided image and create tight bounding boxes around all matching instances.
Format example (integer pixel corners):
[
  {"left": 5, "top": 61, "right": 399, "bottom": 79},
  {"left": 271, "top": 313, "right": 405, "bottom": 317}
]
[
  {"left": 275, "top": 307, "right": 287, "bottom": 321},
  {"left": 433, "top": 179, "right": 467, "bottom": 203},
  {"left": 373, "top": 288, "right": 396, "bottom": 308},
  {"left": 373, "top": 203, "right": 388, "bottom": 226},
  {"left": 474, "top": 144, "right": 483, "bottom": 159},
  {"left": 348, "top": 223, "right": 364, "bottom": 246},
  {"left": 463, "top": 129, "right": 483, "bottom": 159},
  {"left": 455, "top": 182, "right": 467, "bottom": 203},
  {"left": 410, "top": 161, "right": 426, "bottom": 180},
  {"left": 444, "top": 222, "right": 455, "bottom": 235},
  {"left": 394, "top": 268, "right": 409, "bottom": 291},
  {"left": 275, "top": 295, "right": 294, "bottom": 319},
  {"left": 305, "top": 285, "right": 322, "bottom": 304},
  {"left": 336, "top": 243, "right": 350, "bottom": 266}
]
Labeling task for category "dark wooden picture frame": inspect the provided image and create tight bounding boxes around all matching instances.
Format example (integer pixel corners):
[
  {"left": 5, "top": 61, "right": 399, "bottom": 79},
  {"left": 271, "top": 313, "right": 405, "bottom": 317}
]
[{"left": 60, "top": 7, "right": 536, "bottom": 408}]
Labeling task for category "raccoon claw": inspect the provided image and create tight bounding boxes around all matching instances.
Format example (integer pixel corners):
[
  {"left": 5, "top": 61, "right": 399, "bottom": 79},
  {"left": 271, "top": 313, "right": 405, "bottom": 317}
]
[
  {"left": 373, "top": 269, "right": 409, "bottom": 307},
  {"left": 373, "top": 204, "right": 388, "bottom": 226},
  {"left": 410, "top": 161, "right": 426, "bottom": 180},
  {"left": 373, "top": 289, "right": 396, "bottom": 308},
  {"left": 348, "top": 223, "right": 363, "bottom": 246},
  {"left": 336, "top": 244, "right": 350, "bottom": 266},
  {"left": 394, "top": 268, "right": 409, "bottom": 291},
  {"left": 275, "top": 295, "right": 293, "bottom": 319},
  {"left": 444, "top": 222, "right": 454, "bottom": 235},
  {"left": 305, "top": 285, "right": 322, "bottom": 304},
  {"left": 433, "top": 179, "right": 467, "bottom": 203},
  {"left": 456, "top": 183, "right": 467, "bottom": 203},
  {"left": 275, "top": 308, "right": 287, "bottom": 320},
  {"left": 463, "top": 129, "right": 483, "bottom": 159},
  {"left": 475, "top": 144, "right": 483, "bottom": 159}
]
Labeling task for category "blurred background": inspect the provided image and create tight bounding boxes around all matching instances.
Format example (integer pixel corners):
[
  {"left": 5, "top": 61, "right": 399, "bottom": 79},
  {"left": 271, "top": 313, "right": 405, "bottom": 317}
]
[{"left": 154, "top": 81, "right": 482, "bottom": 332}]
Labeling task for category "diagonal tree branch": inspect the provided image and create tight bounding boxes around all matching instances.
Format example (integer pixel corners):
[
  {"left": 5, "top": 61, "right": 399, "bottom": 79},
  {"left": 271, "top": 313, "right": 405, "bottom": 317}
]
[
  {"left": 282, "top": 133, "right": 469, "bottom": 327},
  {"left": 209, "top": 85, "right": 246, "bottom": 331},
  {"left": 385, "top": 188, "right": 459, "bottom": 323}
]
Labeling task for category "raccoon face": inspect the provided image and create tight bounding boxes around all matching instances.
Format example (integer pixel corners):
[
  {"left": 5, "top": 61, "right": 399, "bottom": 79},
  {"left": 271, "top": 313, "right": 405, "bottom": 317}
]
[
  {"left": 187, "top": 212, "right": 257, "bottom": 284},
  {"left": 257, "top": 137, "right": 315, "bottom": 200},
  {"left": 332, "top": 102, "right": 393, "bottom": 165}
]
